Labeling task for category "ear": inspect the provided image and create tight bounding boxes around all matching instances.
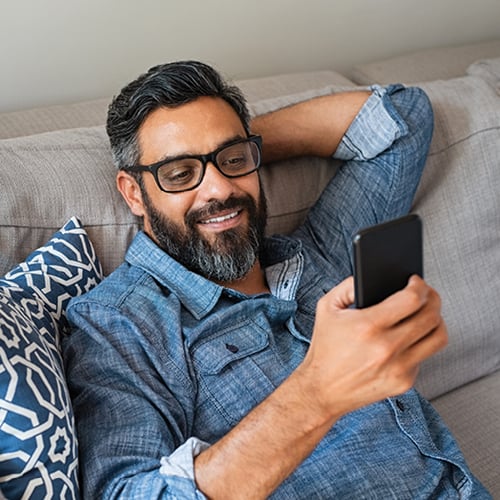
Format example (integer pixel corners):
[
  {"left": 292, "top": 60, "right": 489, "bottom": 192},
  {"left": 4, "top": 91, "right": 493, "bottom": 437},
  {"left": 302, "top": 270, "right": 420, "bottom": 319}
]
[{"left": 116, "top": 170, "right": 147, "bottom": 217}]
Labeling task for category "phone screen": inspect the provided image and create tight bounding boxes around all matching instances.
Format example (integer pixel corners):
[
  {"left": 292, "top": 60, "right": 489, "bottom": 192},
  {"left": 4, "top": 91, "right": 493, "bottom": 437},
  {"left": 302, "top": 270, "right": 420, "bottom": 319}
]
[{"left": 353, "top": 214, "right": 423, "bottom": 308}]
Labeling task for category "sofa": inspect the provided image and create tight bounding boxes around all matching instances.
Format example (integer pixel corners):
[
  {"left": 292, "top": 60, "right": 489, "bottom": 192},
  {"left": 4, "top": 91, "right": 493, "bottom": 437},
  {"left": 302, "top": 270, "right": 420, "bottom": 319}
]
[{"left": 1, "top": 39, "right": 499, "bottom": 498}]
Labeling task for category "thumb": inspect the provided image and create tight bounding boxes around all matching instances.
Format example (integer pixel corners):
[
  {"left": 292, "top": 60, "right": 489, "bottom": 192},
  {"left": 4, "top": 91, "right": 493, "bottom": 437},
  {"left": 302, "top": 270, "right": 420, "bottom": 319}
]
[{"left": 327, "top": 277, "right": 355, "bottom": 310}]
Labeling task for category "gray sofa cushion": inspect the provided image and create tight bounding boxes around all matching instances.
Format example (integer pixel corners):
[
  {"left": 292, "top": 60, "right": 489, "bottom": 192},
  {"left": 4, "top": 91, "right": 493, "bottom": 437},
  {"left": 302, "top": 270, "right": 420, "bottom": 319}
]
[
  {"left": 252, "top": 65, "right": 500, "bottom": 400},
  {"left": 431, "top": 369, "right": 500, "bottom": 496},
  {"left": 412, "top": 59, "right": 500, "bottom": 399},
  {"left": 0, "top": 98, "right": 110, "bottom": 140},
  {"left": 0, "top": 127, "right": 140, "bottom": 277},
  {"left": 0, "top": 71, "right": 354, "bottom": 140},
  {"left": 350, "top": 39, "right": 500, "bottom": 85},
  {"left": 467, "top": 57, "right": 500, "bottom": 94},
  {"left": 236, "top": 70, "right": 355, "bottom": 102}
]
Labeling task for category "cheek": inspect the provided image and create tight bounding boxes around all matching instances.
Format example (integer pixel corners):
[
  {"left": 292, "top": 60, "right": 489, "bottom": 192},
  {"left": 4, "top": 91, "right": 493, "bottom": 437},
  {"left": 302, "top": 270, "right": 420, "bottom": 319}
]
[
  {"left": 238, "top": 172, "right": 261, "bottom": 201},
  {"left": 143, "top": 178, "right": 196, "bottom": 227}
]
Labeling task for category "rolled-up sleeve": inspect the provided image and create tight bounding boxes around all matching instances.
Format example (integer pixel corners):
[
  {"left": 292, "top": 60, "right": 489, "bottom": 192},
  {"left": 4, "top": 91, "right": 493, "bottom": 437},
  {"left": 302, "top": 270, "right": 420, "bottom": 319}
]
[
  {"left": 159, "top": 438, "right": 210, "bottom": 490},
  {"left": 112, "top": 438, "right": 210, "bottom": 498},
  {"left": 333, "top": 84, "right": 409, "bottom": 161},
  {"left": 294, "top": 83, "right": 434, "bottom": 276}
]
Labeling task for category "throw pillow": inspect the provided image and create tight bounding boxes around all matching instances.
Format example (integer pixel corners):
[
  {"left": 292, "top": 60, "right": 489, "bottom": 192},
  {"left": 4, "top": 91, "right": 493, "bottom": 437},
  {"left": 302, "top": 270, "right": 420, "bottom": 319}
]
[{"left": 0, "top": 217, "right": 103, "bottom": 499}]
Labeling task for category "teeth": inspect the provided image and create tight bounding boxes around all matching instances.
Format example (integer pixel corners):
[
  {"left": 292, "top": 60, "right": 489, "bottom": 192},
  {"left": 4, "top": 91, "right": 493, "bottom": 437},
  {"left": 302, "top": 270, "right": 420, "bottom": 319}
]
[{"left": 202, "top": 211, "right": 239, "bottom": 224}]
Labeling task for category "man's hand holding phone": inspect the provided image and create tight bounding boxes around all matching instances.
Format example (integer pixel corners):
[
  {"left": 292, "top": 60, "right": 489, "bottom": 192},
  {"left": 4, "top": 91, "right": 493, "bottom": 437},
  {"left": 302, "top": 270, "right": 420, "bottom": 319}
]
[
  {"left": 299, "top": 274, "right": 448, "bottom": 422},
  {"left": 298, "top": 215, "right": 447, "bottom": 421}
]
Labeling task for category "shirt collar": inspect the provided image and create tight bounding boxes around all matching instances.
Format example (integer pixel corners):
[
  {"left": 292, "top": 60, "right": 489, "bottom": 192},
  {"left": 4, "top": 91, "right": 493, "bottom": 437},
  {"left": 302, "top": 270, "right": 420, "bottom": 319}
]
[
  {"left": 125, "top": 231, "right": 302, "bottom": 318},
  {"left": 125, "top": 232, "right": 222, "bottom": 320}
]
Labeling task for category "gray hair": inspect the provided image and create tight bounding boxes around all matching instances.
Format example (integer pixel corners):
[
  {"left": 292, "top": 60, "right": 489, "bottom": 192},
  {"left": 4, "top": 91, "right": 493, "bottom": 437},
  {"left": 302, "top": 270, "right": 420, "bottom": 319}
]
[{"left": 106, "top": 60, "right": 251, "bottom": 171}]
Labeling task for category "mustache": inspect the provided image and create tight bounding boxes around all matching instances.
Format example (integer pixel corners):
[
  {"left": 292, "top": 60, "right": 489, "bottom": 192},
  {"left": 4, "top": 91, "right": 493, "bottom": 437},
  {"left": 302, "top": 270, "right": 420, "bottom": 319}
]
[{"left": 186, "top": 195, "right": 256, "bottom": 226}]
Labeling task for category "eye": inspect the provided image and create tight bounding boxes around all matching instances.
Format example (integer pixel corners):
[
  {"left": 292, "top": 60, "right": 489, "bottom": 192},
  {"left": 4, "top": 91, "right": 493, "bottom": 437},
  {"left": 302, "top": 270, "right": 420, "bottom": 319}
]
[
  {"left": 219, "top": 146, "right": 252, "bottom": 172},
  {"left": 224, "top": 155, "right": 247, "bottom": 169},
  {"left": 158, "top": 161, "right": 200, "bottom": 187}
]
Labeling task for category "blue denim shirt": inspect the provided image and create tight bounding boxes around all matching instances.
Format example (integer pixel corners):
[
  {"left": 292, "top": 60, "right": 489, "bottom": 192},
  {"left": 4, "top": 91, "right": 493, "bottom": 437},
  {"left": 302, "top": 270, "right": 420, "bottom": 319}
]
[{"left": 63, "top": 85, "right": 491, "bottom": 499}]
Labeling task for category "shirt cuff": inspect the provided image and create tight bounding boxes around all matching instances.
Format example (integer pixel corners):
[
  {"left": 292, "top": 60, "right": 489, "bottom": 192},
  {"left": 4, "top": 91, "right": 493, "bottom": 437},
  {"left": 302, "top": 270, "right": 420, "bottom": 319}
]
[
  {"left": 159, "top": 437, "right": 210, "bottom": 483},
  {"left": 333, "top": 84, "right": 409, "bottom": 161}
]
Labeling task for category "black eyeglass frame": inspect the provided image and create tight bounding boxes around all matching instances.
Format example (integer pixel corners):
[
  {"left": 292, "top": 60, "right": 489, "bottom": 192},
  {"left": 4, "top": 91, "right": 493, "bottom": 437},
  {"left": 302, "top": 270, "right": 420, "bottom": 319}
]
[{"left": 124, "top": 134, "right": 263, "bottom": 193}]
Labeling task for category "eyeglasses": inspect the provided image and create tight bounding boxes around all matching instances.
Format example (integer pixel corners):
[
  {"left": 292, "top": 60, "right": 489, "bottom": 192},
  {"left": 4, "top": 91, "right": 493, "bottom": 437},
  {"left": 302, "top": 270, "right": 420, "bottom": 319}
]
[{"left": 125, "top": 135, "right": 262, "bottom": 193}]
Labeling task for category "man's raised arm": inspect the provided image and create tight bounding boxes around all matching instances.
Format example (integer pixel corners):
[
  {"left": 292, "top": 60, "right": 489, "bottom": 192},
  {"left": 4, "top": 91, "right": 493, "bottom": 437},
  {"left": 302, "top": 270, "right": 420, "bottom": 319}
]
[{"left": 250, "top": 90, "right": 370, "bottom": 163}]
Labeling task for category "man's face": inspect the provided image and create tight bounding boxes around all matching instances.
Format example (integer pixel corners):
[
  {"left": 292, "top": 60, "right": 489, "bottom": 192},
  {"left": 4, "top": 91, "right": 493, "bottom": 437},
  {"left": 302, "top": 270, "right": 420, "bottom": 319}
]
[{"left": 121, "top": 96, "right": 267, "bottom": 283}]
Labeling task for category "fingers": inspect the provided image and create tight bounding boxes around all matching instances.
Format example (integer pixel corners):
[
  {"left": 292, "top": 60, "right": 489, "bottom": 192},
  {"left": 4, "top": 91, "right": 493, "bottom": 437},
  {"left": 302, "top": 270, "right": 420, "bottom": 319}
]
[
  {"left": 398, "top": 315, "right": 448, "bottom": 368},
  {"left": 323, "top": 274, "right": 447, "bottom": 372},
  {"left": 367, "top": 275, "right": 430, "bottom": 325},
  {"left": 303, "top": 275, "right": 448, "bottom": 417},
  {"left": 366, "top": 276, "right": 448, "bottom": 376},
  {"left": 321, "top": 274, "right": 443, "bottom": 353},
  {"left": 327, "top": 276, "right": 355, "bottom": 310},
  {"left": 327, "top": 274, "right": 436, "bottom": 328}
]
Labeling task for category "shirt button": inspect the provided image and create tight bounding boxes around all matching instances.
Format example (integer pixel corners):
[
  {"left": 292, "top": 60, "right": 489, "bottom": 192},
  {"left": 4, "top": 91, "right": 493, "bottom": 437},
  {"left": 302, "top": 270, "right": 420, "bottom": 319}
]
[
  {"left": 396, "top": 400, "right": 405, "bottom": 412},
  {"left": 225, "top": 343, "right": 239, "bottom": 353}
]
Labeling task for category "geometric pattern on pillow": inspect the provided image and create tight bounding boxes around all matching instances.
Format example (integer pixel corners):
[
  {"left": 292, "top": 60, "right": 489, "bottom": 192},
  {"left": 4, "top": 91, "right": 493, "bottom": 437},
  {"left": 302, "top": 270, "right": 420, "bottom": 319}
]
[{"left": 0, "top": 217, "right": 103, "bottom": 499}]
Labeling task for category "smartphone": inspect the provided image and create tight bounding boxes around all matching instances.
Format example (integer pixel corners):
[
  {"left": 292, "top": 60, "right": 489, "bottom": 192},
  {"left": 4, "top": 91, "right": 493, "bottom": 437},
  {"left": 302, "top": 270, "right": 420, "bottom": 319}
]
[{"left": 353, "top": 214, "right": 423, "bottom": 308}]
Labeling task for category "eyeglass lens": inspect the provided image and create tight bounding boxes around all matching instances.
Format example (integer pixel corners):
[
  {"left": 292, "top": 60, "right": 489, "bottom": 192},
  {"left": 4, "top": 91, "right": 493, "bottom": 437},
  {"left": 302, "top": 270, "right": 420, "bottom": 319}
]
[{"left": 157, "top": 140, "right": 260, "bottom": 192}]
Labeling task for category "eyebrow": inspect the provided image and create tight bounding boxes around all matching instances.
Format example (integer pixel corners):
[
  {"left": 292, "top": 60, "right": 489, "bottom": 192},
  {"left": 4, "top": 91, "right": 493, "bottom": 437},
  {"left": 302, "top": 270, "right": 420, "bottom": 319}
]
[{"left": 153, "top": 134, "right": 246, "bottom": 165}]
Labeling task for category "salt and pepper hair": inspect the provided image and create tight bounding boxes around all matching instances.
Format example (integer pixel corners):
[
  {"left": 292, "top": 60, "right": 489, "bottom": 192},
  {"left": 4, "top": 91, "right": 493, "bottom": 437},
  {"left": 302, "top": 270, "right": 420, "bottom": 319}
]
[{"left": 106, "top": 60, "right": 251, "bottom": 171}]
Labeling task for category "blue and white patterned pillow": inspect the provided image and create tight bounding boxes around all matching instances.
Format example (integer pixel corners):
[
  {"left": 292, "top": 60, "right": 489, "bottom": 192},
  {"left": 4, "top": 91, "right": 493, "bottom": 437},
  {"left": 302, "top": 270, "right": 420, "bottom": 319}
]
[{"left": 0, "top": 217, "right": 103, "bottom": 499}]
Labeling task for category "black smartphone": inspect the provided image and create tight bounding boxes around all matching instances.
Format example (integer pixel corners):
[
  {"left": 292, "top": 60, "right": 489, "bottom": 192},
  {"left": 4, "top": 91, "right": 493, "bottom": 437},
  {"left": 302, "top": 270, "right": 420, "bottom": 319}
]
[{"left": 353, "top": 214, "right": 423, "bottom": 308}]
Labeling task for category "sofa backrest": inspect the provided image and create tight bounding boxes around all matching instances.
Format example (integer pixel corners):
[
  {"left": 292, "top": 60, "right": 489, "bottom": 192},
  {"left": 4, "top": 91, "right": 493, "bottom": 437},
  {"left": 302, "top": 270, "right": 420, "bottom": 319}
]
[{"left": 1, "top": 47, "right": 500, "bottom": 402}]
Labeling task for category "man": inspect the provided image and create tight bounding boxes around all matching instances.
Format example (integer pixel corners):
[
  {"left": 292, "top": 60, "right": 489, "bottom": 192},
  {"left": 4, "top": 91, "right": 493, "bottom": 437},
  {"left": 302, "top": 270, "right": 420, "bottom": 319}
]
[{"left": 63, "top": 61, "right": 490, "bottom": 498}]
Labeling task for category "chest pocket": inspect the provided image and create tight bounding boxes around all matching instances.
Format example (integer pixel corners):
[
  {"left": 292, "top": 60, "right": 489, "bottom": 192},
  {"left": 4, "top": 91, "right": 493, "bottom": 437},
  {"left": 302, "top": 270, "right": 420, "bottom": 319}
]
[
  {"left": 193, "top": 319, "right": 269, "bottom": 375},
  {"left": 190, "top": 314, "right": 284, "bottom": 439}
]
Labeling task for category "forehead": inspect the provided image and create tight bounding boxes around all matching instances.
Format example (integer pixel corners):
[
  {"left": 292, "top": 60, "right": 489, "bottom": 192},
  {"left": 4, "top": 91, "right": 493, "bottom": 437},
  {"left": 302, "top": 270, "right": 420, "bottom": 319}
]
[{"left": 137, "top": 96, "right": 246, "bottom": 164}]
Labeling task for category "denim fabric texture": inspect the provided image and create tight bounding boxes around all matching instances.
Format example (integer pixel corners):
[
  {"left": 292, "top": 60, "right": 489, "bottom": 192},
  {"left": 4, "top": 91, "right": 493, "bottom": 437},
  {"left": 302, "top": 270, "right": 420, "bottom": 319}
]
[{"left": 63, "top": 85, "right": 491, "bottom": 499}]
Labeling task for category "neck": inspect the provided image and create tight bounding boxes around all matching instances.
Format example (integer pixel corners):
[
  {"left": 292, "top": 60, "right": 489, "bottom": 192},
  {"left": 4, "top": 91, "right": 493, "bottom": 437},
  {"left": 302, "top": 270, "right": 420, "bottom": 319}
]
[{"left": 218, "top": 261, "right": 270, "bottom": 295}]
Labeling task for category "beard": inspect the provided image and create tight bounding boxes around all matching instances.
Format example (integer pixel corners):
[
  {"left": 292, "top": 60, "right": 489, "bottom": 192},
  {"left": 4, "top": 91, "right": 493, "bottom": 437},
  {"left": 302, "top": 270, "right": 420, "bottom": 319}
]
[{"left": 141, "top": 186, "right": 268, "bottom": 283}]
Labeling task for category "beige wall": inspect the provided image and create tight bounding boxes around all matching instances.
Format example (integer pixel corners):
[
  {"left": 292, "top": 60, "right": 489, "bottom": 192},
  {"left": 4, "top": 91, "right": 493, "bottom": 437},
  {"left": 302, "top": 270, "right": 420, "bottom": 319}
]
[{"left": 1, "top": 0, "right": 499, "bottom": 112}]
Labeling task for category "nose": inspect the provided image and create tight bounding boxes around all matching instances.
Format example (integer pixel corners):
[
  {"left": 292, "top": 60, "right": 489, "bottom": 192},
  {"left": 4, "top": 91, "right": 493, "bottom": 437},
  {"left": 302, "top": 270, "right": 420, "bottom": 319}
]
[{"left": 199, "top": 161, "right": 236, "bottom": 201}]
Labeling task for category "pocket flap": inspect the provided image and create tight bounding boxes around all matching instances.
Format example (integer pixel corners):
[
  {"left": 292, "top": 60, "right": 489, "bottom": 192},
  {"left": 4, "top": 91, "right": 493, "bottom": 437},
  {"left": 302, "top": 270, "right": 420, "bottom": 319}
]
[{"left": 192, "top": 318, "right": 269, "bottom": 375}]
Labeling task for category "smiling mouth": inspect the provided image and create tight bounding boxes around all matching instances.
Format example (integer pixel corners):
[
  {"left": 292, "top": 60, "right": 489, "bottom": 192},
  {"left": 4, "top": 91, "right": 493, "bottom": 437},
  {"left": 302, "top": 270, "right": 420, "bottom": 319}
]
[{"left": 199, "top": 210, "right": 241, "bottom": 225}]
